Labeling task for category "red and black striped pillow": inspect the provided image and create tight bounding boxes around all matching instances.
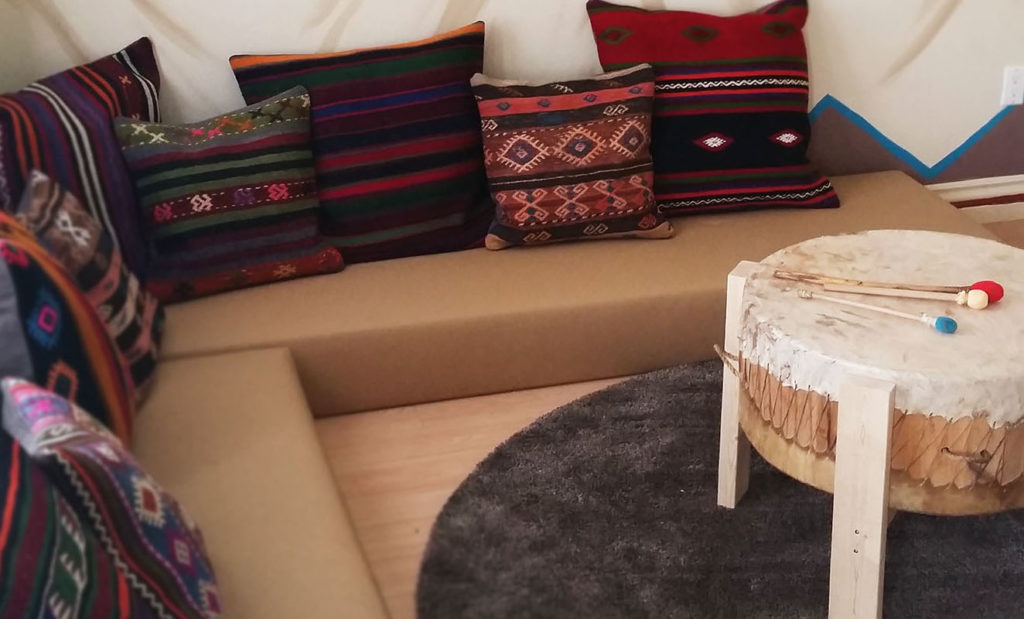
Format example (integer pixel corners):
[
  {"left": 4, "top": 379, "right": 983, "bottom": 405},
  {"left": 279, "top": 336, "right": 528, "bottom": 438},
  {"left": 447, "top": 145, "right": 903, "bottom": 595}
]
[
  {"left": 587, "top": 0, "right": 839, "bottom": 215},
  {"left": 0, "top": 38, "right": 161, "bottom": 276},
  {"left": 230, "top": 24, "right": 492, "bottom": 263}
]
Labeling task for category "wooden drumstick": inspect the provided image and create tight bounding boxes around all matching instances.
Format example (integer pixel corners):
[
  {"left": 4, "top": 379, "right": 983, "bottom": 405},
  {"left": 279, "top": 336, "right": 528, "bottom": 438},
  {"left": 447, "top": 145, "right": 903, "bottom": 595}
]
[
  {"left": 774, "top": 269, "right": 1004, "bottom": 304},
  {"left": 822, "top": 283, "right": 991, "bottom": 310},
  {"left": 797, "top": 289, "right": 957, "bottom": 333}
]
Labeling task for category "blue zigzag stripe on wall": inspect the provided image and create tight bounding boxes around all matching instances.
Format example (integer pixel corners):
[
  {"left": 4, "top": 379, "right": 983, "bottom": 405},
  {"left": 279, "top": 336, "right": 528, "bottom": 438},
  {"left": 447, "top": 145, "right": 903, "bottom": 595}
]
[{"left": 808, "top": 95, "right": 1016, "bottom": 182}]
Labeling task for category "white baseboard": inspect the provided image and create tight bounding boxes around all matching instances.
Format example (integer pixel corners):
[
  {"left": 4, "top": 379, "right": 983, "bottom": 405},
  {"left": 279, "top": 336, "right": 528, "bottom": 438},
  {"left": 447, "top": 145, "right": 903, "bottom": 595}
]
[
  {"left": 927, "top": 174, "right": 1024, "bottom": 223},
  {"left": 928, "top": 174, "right": 1024, "bottom": 202},
  {"left": 959, "top": 201, "right": 1024, "bottom": 224}
]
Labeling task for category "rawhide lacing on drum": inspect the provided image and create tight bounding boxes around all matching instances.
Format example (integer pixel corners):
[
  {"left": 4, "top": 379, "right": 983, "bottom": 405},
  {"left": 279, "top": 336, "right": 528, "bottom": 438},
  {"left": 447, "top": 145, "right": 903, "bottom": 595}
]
[{"left": 733, "top": 354, "right": 1024, "bottom": 491}]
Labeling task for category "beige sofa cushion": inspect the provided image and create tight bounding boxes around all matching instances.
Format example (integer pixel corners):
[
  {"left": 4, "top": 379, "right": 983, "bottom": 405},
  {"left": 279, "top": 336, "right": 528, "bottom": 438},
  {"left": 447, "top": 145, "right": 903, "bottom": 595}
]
[
  {"left": 162, "top": 172, "right": 995, "bottom": 416},
  {"left": 133, "top": 348, "right": 387, "bottom": 619}
]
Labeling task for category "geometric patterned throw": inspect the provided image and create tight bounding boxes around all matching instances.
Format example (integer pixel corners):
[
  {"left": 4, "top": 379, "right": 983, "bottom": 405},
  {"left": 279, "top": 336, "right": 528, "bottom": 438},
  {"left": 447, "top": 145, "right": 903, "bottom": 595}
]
[
  {"left": 0, "top": 428, "right": 157, "bottom": 617},
  {"left": 0, "top": 213, "right": 134, "bottom": 443},
  {"left": 17, "top": 171, "right": 163, "bottom": 402},
  {"left": 1, "top": 379, "right": 221, "bottom": 618}
]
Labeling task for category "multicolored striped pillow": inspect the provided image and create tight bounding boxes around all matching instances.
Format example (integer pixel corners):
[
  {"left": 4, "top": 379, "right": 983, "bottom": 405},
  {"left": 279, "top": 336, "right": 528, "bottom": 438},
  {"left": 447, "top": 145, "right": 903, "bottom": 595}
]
[
  {"left": 0, "top": 38, "right": 161, "bottom": 276},
  {"left": 472, "top": 65, "right": 673, "bottom": 248},
  {"left": 587, "top": 0, "right": 839, "bottom": 215},
  {"left": 230, "top": 23, "right": 492, "bottom": 263},
  {"left": 0, "top": 427, "right": 155, "bottom": 617},
  {"left": 2, "top": 379, "right": 221, "bottom": 618},
  {"left": 0, "top": 212, "right": 134, "bottom": 443},
  {"left": 115, "top": 87, "right": 343, "bottom": 302},
  {"left": 17, "top": 171, "right": 163, "bottom": 401}
]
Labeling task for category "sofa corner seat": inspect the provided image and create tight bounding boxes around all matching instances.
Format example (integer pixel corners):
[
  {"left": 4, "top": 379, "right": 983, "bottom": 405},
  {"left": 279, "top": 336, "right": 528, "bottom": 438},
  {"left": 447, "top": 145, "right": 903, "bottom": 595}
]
[{"left": 133, "top": 348, "right": 388, "bottom": 619}]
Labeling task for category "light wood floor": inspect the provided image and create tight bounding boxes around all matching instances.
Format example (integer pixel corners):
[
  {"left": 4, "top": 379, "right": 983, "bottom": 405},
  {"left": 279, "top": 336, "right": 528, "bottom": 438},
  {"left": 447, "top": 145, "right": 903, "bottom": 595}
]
[{"left": 316, "top": 378, "right": 623, "bottom": 619}]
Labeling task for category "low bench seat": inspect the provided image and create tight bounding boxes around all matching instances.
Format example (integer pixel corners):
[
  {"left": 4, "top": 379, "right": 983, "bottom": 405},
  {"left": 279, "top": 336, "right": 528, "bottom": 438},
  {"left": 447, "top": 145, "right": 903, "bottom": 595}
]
[{"left": 161, "top": 172, "right": 994, "bottom": 416}]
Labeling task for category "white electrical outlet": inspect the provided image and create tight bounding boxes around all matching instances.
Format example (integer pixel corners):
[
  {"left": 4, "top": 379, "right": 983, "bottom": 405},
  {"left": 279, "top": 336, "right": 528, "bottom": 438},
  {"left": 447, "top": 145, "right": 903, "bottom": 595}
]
[{"left": 1001, "top": 66, "right": 1024, "bottom": 106}]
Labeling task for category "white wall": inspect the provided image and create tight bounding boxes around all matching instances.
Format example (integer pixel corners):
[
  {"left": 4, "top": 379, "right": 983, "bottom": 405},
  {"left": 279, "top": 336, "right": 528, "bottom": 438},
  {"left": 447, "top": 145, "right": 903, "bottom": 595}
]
[{"left": 1, "top": 0, "right": 1021, "bottom": 168}]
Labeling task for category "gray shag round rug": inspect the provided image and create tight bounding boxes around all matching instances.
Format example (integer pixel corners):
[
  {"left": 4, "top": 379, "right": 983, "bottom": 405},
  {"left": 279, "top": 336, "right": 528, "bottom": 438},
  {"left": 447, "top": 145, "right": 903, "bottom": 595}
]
[{"left": 417, "top": 362, "right": 1024, "bottom": 619}]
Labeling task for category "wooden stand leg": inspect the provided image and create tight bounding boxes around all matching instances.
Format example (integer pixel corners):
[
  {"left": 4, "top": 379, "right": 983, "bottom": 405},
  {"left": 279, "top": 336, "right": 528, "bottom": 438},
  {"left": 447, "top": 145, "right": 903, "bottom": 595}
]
[
  {"left": 717, "top": 261, "right": 760, "bottom": 509},
  {"left": 828, "top": 376, "right": 896, "bottom": 619}
]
